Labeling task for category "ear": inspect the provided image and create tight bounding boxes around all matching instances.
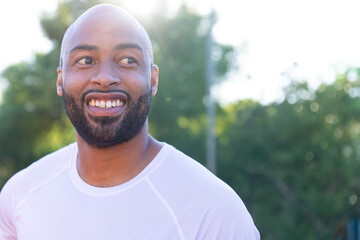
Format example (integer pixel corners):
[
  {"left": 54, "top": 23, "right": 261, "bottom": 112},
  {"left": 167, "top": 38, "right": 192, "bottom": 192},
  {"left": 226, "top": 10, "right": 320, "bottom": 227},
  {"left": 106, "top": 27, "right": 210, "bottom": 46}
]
[
  {"left": 57, "top": 67, "right": 63, "bottom": 96},
  {"left": 151, "top": 65, "right": 159, "bottom": 97}
]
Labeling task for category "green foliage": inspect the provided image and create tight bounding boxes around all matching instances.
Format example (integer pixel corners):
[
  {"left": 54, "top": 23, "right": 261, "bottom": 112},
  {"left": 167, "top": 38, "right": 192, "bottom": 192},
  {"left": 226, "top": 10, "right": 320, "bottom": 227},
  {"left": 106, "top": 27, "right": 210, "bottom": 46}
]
[
  {"left": 0, "top": 48, "right": 68, "bottom": 181},
  {"left": 1, "top": 0, "right": 359, "bottom": 239},
  {"left": 145, "top": 6, "right": 235, "bottom": 164},
  {"left": 40, "top": 0, "right": 102, "bottom": 44},
  {"left": 0, "top": 1, "right": 234, "bottom": 183},
  {"left": 0, "top": 0, "right": 103, "bottom": 187},
  {"left": 217, "top": 71, "right": 360, "bottom": 239}
]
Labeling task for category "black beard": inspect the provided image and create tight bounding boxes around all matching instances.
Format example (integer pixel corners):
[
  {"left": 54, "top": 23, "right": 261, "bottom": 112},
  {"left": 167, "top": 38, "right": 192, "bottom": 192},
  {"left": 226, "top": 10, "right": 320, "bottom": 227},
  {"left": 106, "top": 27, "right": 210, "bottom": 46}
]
[{"left": 62, "top": 88, "right": 151, "bottom": 148}]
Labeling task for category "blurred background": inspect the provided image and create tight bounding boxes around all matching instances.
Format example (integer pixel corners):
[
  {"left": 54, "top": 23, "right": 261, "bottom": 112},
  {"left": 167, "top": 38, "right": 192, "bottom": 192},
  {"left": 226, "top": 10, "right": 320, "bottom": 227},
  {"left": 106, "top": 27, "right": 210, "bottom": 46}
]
[{"left": 1, "top": 0, "right": 360, "bottom": 239}]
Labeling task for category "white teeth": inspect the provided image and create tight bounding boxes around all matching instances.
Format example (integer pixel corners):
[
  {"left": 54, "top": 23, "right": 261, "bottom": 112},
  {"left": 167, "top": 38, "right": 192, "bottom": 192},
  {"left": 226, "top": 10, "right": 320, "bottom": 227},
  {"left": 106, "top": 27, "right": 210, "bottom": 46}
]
[
  {"left": 89, "top": 99, "right": 95, "bottom": 106},
  {"left": 89, "top": 99, "right": 124, "bottom": 109}
]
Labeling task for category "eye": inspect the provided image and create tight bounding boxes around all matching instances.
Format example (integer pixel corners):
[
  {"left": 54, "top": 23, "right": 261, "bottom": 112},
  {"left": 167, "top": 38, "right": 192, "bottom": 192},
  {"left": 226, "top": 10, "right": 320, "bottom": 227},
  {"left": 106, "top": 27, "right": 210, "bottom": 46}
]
[
  {"left": 118, "top": 57, "right": 137, "bottom": 65},
  {"left": 77, "top": 57, "right": 94, "bottom": 65}
]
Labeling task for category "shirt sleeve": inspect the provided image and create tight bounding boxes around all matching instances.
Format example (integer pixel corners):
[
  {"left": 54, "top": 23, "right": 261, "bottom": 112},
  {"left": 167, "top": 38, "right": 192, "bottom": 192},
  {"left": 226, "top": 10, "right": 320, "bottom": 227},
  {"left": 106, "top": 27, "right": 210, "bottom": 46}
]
[
  {"left": 0, "top": 176, "right": 19, "bottom": 240},
  {"left": 195, "top": 189, "right": 260, "bottom": 240}
]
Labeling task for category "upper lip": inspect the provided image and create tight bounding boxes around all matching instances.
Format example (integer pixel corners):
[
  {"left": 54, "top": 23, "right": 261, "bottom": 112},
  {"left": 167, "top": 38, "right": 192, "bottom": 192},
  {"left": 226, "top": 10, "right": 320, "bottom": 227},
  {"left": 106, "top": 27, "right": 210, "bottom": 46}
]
[{"left": 84, "top": 91, "right": 129, "bottom": 105}]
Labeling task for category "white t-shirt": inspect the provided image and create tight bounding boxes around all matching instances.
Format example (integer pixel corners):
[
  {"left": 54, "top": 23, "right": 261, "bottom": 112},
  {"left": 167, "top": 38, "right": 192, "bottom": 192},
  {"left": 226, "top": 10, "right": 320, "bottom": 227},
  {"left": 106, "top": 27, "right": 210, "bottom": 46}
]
[{"left": 0, "top": 142, "right": 260, "bottom": 240}]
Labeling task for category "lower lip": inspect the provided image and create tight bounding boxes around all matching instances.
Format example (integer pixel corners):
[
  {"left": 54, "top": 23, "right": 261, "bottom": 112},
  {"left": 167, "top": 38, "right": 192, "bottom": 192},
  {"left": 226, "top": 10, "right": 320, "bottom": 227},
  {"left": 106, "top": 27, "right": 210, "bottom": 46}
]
[{"left": 87, "top": 105, "right": 125, "bottom": 117}]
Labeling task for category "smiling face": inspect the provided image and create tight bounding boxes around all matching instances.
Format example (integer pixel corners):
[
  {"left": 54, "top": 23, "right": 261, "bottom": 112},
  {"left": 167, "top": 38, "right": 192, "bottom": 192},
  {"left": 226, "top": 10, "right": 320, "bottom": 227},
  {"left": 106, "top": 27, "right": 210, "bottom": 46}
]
[{"left": 57, "top": 5, "right": 159, "bottom": 148}]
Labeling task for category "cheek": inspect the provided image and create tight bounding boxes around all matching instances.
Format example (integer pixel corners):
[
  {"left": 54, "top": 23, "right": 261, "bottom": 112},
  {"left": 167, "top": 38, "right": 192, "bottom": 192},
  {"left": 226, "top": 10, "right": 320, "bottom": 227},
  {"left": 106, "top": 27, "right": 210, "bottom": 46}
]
[
  {"left": 62, "top": 71, "right": 90, "bottom": 92},
  {"left": 121, "top": 71, "right": 151, "bottom": 94}
]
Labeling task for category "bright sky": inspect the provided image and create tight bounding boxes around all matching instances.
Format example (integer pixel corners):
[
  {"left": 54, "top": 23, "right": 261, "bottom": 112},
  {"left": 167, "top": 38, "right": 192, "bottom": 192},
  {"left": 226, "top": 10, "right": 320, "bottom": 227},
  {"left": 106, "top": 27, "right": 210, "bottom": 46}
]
[{"left": 1, "top": 0, "right": 360, "bottom": 104}]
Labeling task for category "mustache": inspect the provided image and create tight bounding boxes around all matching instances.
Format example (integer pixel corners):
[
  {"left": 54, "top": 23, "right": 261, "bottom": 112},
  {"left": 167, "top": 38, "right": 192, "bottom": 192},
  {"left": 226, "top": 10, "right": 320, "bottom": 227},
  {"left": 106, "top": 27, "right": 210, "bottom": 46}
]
[{"left": 81, "top": 89, "right": 132, "bottom": 103}]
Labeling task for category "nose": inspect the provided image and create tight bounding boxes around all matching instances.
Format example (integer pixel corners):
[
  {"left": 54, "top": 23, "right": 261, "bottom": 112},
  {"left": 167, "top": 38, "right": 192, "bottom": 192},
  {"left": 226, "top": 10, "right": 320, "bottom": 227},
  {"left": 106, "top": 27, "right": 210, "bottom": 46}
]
[{"left": 90, "top": 61, "right": 120, "bottom": 87}]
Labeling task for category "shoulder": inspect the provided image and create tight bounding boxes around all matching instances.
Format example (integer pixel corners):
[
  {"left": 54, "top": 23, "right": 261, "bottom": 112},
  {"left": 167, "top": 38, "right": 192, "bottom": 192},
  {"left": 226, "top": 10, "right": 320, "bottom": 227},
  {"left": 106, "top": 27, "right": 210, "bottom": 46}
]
[
  {"left": 152, "top": 143, "right": 240, "bottom": 198},
  {"left": 148, "top": 143, "right": 260, "bottom": 239},
  {"left": 2, "top": 142, "right": 76, "bottom": 195},
  {"left": 0, "top": 143, "right": 77, "bottom": 235}
]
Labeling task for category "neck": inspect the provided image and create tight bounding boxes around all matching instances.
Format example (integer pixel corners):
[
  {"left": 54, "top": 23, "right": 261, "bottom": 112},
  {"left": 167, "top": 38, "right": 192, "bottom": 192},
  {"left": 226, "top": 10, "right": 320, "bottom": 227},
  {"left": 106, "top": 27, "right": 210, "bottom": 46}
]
[{"left": 76, "top": 125, "right": 162, "bottom": 187}]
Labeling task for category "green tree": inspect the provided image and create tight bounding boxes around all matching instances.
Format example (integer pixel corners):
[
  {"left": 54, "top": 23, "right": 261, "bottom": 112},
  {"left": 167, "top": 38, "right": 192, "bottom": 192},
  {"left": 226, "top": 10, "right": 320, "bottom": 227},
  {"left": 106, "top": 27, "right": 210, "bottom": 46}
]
[
  {"left": 3, "top": 1, "right": 360, "bottom": 239},
  {"left": 146, "top": 6, "right": 235, "bottom": 164},
  {"left": 0, "top": 0, "right": 101, "bottom": 187},
  {"left": 217, "top": 70, "right": 360, "bottom": 239},
  {"left": 0, "top": 1, "right": 235, "bottom": 189}
]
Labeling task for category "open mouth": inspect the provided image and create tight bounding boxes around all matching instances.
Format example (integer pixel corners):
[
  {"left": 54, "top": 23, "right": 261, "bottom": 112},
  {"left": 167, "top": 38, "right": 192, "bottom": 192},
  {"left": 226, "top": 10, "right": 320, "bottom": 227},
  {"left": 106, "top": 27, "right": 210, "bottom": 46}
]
[
  {"left": 84, "top": 91, "right": 129, "bottom": 117},
  {"left": 88, "top": 99, "right": 124, "bottom": 109}
]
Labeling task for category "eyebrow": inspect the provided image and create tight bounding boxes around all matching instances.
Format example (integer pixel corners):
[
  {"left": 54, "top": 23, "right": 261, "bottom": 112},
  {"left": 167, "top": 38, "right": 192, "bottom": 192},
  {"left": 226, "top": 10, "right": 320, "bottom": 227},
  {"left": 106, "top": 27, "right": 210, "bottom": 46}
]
[
  {"left": 69, "top": 44, "right": 98, "bottom": 55},
  {"left": 69, "top": 43, "right": 144, "bottom": 56},
  {"left": 114, "top": 43, "right": 144, "bottom": 54}
]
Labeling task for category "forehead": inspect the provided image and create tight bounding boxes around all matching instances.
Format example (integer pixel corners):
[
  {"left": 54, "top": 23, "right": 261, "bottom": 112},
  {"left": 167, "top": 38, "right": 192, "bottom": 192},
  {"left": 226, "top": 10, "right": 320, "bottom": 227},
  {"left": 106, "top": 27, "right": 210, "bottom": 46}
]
[
  {"left": 62, "top": 7, "right": 151, "bottom": 60},
  {"left": 68, "top": 20, "right": 143, "bottom": 50}
]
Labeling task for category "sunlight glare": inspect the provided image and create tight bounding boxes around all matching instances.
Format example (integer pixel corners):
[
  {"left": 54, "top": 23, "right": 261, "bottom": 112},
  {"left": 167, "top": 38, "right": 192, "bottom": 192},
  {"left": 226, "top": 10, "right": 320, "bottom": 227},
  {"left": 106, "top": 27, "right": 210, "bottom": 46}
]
[{"left": 121, "top": 0, "right": 159, "bottom": 19}]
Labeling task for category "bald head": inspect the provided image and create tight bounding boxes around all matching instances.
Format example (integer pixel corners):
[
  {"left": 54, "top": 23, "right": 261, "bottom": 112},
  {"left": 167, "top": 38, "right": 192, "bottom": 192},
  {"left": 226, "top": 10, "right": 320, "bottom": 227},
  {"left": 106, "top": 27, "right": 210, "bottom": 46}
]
[{"left": 59, "top": 4, "right": 154, "bottom": 69}]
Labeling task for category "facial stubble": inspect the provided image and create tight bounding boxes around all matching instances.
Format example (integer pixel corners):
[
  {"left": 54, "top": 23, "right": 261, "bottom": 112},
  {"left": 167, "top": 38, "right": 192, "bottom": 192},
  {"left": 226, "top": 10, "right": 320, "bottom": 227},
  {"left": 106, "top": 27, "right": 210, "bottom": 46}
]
[{"left": 62, "top": 87, "right": 152, "bottom": 148}]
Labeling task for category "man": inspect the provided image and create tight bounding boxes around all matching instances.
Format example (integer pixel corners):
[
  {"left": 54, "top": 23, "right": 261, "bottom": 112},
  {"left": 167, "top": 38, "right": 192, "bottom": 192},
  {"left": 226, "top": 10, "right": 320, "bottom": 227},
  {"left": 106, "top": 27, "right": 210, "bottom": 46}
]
[{"left": 0, "top": 4, "right": 260, "bottom": 240}]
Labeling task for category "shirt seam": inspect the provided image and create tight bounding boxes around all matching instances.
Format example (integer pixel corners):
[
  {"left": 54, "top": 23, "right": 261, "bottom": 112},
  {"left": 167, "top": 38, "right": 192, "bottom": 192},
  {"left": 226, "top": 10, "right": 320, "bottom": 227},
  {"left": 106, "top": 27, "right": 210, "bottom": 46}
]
[
  {"left": 71, "top": 144, "right": 173, "bottom": 197},
  {"left": 14, "top": 164, "right": 70, "bottom": 213},
  {"left": 0, "top": 219, "right": 16, "bottom": 238},
  {"left": 146, "top": 178, "right": 186, "bottom": 240}
]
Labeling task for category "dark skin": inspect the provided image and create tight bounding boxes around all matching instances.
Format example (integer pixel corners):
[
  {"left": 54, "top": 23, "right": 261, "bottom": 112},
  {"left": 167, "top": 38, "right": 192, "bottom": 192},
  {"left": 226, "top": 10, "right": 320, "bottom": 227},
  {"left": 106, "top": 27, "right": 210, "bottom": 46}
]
[{"left": 56, "top": 4, "right": 162, "bottom": 187}]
